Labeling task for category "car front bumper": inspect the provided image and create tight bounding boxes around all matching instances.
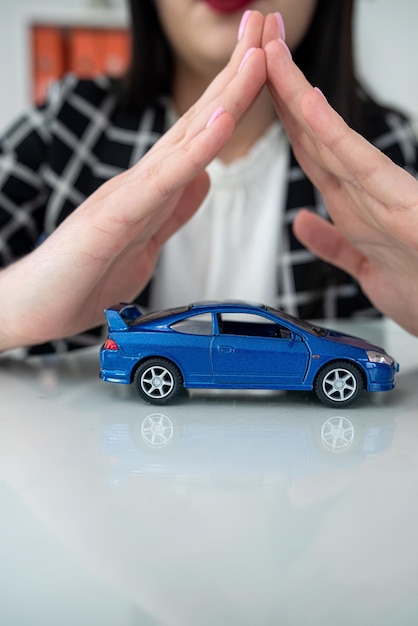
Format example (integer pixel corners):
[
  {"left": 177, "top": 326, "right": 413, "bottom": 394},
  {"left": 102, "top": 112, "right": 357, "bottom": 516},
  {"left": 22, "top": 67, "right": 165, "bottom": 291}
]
[{"left": 366, "top": 360, "right": 399, "bottom": 392}]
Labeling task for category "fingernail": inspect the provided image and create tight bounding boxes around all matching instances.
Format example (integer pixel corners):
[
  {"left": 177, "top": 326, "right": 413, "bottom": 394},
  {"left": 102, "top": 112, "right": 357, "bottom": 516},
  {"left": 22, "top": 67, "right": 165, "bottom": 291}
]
[
  {"left": 275, "top": 12, "right": 286, "bottom": 41},
  {"left": 279, "top": 38, "right": 292, "bottom": 59},
  {"left": 206, "top": 106, "right": 225, "bottom": 128},
  {"left": 238, "top": 47, "right": 256, "bottom": 72},
  {"left": 238, "top": 9, "right": 251, "bottom": 41},
  {"left": 314, "top": 86, "right": 328, "bottom": 101}
]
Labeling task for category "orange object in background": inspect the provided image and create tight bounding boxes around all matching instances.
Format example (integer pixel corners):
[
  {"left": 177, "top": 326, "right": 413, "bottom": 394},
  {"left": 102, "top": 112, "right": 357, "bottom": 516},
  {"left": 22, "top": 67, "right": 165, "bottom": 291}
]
[
  {"left": 30, "top": 24, "right": 130, "bottom": 105},
  {"left": 69, "top": 28, "right": 130, "bottom": 78},
  {"left": 31, "top": 26, "right": 66, "bottom": 105}
]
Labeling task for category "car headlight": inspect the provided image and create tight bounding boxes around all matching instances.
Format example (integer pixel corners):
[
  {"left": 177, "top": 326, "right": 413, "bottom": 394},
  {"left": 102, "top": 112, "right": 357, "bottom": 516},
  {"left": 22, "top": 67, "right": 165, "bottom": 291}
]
[{"left": 366, "top": 350, "right": 393, "bottom": 365}]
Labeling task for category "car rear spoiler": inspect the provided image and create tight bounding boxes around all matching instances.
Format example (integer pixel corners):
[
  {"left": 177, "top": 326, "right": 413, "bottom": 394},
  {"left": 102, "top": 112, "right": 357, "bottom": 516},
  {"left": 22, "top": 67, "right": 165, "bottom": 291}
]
[{"left": 104, "top": 303, "right": 143, "bottom": 331}]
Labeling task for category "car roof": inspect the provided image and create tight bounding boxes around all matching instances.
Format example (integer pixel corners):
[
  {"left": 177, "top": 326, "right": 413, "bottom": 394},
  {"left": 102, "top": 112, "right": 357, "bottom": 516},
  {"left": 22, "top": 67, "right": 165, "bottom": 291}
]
[{"left": 190, "top": 300, "right": 266, "bottom": 312}]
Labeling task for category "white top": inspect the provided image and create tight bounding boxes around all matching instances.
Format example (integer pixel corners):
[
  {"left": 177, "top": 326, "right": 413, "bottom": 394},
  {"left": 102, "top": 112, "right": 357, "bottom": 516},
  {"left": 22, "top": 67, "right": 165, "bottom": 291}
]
[{"left": 150, "top": 121, "right": 289, "bottom": 309}]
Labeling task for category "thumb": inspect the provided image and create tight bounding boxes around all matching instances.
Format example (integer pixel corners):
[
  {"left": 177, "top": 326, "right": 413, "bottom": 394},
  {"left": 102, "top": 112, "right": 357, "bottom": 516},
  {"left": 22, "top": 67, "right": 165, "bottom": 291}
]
[{"left": 152, "top": 170, "right": 210, "bottom": 249}]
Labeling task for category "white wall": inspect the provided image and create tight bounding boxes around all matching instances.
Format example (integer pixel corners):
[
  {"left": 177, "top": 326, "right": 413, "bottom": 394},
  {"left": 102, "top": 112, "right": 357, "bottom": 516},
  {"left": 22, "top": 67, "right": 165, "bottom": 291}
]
[
  {"left": 356, "top": 0, "right": 418, "bottom": 127},
  {"left": 0, "top": 0, "right": 416, "bottom": 130},
  {"left": 0, "top": 0, "right": 126, "bottom": 128}
]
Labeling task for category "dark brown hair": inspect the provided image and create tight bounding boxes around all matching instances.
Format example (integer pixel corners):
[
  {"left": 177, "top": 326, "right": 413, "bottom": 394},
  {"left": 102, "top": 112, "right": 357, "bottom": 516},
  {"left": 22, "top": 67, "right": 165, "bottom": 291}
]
[
  {"left": 123, "top": 0, "right": 173, "bottom": 112},
  {"left": 293, "top": 0, "right": 362, "bottom": 128},
  {"left": 123, "top": 0, "right": 378, "bottom": 134}
]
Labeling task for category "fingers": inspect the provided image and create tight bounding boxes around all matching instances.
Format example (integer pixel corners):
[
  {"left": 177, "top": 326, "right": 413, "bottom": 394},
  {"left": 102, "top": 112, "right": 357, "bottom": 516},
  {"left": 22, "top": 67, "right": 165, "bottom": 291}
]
[
  {"left": 265, "top": 39, "right": 359, "bottom": 190},
  {"left": 265, "top": 39, "right": 418, "bottom": 215},
  {"left": 262, "top": 12, "right": 286, "bottom": 48},
  {"left": 300, "top": 88, "right": 418, "bottom": 211},
  {"left": 101, "top": 15, "right": 268, "bottom": 223},
  {"left": 190, "top": 9, "right": 266, "bottom": 109},
  {"left": 71, "top": 11, "right": 271, "bottom": 261},
  {"left": 152, "top": 9, "right": 266, "bottom": 148},
  {"left": 293, "top": 209, "right": 367, "bottom": 281},
  {"left": 264, "top": 39, "right": 312, "bottom": 131},
  {"left": 96, "top": 10, "right": 283, "bottom": 226}
]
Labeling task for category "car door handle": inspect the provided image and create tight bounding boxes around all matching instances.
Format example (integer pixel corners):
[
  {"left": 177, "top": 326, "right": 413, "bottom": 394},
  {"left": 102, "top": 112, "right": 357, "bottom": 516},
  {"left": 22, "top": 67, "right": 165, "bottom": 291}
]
[{"left": 217, "top": 345, "right": 235, "bottom": 353}]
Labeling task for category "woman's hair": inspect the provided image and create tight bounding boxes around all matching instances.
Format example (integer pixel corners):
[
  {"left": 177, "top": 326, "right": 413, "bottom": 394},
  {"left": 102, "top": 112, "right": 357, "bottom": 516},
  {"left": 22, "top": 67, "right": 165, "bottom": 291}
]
[
  {"left": 293, "top": 0, "right": 362, "bottom": 128},
  {"left": 123, "top": 0, "right": 377, "bottom": 134},
  {"left": 123, "top": 0, "right": 173, "bottom": 113}
]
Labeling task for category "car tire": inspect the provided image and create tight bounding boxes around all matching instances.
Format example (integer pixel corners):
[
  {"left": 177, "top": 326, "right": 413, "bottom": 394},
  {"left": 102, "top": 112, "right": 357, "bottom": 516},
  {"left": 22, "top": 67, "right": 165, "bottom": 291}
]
[
  {"left": 134, "top": 358, "right": 182, "bottom": 405},
  {"left": 314, "top": 361, "right": 364, "bottom": 408}
]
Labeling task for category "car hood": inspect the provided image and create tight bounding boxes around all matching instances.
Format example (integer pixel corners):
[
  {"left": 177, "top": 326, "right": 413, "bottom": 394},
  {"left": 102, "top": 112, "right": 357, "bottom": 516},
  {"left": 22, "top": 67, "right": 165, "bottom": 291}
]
[{"left": 320, "top": 329, "right": 384, "bottom": 352}]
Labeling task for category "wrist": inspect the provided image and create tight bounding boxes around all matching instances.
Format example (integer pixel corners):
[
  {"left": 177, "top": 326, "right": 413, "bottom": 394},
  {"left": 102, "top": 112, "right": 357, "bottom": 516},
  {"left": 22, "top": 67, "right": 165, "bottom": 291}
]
[{"left": 0, "top": 264, "right": 37, "bottom": 351}]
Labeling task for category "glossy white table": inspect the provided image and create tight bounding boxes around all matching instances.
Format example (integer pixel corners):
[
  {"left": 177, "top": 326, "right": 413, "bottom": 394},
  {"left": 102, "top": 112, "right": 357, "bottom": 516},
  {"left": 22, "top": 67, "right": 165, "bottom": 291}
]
[{"left": 1, "top": 319, "right": 418, "bottom": 626}]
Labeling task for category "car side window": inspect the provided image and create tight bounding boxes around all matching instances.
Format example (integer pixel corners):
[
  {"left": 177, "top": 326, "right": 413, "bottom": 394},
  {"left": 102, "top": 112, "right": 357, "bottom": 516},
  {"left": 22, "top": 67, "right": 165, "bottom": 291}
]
[
  {"left": 217, "top": 313, "right": 290, "bottom": 339},
  {"left": 170, "top": 313, "right": 213, "bottom": 336}
]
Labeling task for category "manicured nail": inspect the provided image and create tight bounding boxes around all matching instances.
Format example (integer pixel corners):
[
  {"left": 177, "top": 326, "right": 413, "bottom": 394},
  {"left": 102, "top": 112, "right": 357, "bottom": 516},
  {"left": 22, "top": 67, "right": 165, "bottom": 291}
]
[
  {"left": 279, "top": 38, "right": 292, "bottom": 59},
  {"left": 238, "top": 9, "right": 251, "bottom": 41},
  {"left": 275, "top": 12, "right": 286, "bottom": 41},
  {"left": 238, "top": 47, "right": 256, "bottom": 72},
  {"left": 206, "top": 106, "right": 225, "bottom": 128}
]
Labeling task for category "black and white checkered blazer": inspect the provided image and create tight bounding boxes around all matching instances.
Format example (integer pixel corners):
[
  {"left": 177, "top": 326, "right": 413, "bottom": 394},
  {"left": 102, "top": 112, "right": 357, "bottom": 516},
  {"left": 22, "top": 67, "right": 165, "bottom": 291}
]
[{"left": 1, "top": 74, "right": 417, "bottom": 355}]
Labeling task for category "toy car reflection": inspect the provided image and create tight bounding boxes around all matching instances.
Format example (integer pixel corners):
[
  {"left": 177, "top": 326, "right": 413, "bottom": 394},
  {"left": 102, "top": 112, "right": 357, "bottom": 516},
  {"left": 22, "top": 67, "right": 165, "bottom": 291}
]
[
  {"left": 101, "top": 410, "right": 395, "bottom": 486},
  {"left": 100, "top": 302, "right": 399, "bottom": 407}
]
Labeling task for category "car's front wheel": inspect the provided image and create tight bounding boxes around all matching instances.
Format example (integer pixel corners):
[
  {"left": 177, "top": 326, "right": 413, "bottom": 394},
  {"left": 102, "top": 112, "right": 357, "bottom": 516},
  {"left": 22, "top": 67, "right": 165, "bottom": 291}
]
[
  {"left": 134, "top": 358, "right": 182, "bottom": 405},
  {"left": 314, "top": 361, "right": 364, "bottom": 407}
]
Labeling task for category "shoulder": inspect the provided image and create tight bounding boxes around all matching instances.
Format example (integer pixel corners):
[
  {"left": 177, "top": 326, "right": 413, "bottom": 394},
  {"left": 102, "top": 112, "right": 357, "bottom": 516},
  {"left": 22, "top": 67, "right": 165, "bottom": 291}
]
[
  {"left": 45, "top": 74, "right": 171, "bottom": 134},
  {"left": 1, "top": 75, "right": 120, "bottom": 143},
  {"left": 43, "top": 73, "right": 120, "bottom": 115}
]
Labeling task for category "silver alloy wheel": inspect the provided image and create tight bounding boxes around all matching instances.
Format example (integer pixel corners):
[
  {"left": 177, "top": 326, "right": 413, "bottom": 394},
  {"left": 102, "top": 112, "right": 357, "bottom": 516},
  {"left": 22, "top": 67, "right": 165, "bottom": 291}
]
[
  {"left": 135, "top": 358, "right": 182, "bottom": 405},
  {"left": 314, "top": 360, "right": 363, "bottom": 408},
  {"left": 140, "top": 364, "right": 175, "bottom": 400},
  {"left": 321, "top": 366, "right": 358, "bottom": 403}
]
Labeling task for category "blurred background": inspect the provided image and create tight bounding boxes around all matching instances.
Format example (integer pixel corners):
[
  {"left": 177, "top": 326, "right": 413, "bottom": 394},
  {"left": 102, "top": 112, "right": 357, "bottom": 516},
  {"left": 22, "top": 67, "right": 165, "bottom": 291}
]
[{"left": 0, "top": 0, "right": 416, "bottom": 132}]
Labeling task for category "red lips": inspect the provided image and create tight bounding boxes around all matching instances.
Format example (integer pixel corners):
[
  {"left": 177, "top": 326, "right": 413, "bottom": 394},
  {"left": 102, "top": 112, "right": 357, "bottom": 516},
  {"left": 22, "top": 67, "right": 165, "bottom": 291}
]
[{"left": 203, "top": 0, "right": 254, "bottom": 14}]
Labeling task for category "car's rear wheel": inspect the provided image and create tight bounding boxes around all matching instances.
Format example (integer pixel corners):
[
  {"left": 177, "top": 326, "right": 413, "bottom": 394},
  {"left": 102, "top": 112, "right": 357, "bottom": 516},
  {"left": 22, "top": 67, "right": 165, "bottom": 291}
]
[
  {"left": 314, "top": 361, "right": 363, "bottom": 407},
  {"left": 134, "top": 358, "right": 182, "bottom": 404}
]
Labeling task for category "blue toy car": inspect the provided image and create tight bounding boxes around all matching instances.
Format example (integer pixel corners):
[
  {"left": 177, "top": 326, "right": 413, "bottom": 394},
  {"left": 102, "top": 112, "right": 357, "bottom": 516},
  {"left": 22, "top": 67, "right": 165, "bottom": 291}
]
[{"left": 100, "top": 302, "right": 399, "bottom": 407}]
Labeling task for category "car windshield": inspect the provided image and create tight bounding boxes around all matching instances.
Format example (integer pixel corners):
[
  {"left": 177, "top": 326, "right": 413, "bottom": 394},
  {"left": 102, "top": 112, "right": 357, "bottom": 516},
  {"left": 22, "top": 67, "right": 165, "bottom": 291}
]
[{"left": 265, "top": 306, "right": 327, "bottom": 337}]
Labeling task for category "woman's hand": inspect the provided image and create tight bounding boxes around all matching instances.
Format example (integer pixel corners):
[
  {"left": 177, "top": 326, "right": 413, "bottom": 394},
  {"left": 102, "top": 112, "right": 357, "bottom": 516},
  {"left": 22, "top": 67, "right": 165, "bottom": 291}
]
[
  {"left": 0, "top": 13, "right": 270, "bottom": 350},
  {"left": 264, "top": 37, "right": 418, "bottom": 335}
]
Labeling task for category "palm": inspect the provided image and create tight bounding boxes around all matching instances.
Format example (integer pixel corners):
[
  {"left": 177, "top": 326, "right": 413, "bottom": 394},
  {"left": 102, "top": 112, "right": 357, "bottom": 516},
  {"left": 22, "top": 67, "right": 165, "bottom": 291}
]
[
  {"left": 312, "top": 167, "right": 418, "bottom": 331},
  {"left": 0, "top": 12, "right": 269, "bottom": 350},
  {"left": 264, "top": 38, "right": 418, "bottom": 335}
]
